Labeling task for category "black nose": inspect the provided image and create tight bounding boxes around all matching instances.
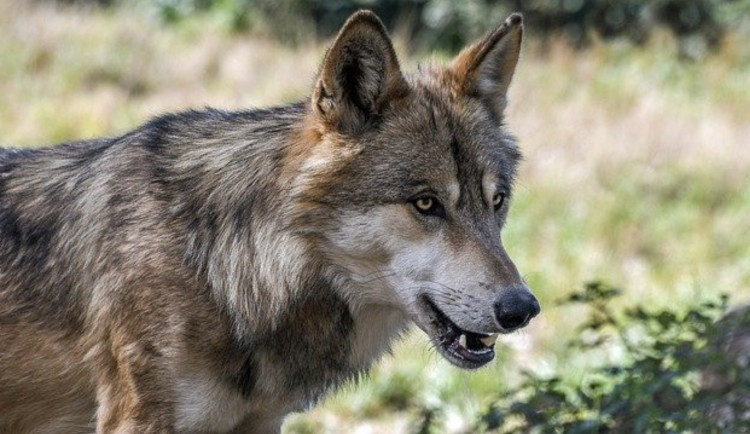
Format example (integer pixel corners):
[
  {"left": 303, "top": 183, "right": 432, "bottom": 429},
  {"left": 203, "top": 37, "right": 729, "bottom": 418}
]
[{"left": 494, "top": 288, "right": 540, "bottom": 331}]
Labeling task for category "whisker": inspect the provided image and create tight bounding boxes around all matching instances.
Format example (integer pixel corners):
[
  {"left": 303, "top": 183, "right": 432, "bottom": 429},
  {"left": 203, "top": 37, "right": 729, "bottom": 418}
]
[{"left": 420, "top": 279, "right": 458, "bottom": 292}]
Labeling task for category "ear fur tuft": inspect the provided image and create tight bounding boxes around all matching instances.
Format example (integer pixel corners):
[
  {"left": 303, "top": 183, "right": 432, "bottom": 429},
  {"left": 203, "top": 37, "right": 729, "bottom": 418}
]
[
  {"left": 450, "top": 14, "right": 523, "bottom": 121},
  {"left": 313, "top": 10, "right": 407, "bottom": 134}
]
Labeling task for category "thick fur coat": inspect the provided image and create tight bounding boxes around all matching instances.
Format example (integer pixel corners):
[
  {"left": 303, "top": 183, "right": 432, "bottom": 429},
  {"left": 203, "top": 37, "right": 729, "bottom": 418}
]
[{"left": 0, "top": 11, "right": 539, "bottom": 433}]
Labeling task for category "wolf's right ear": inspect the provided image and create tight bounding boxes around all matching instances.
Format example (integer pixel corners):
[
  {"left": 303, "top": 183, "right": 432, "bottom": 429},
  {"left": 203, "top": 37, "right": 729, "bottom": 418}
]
[
  {"left": 312, "top": 10, "right": 408, "bottom": 134},
  {"left": 450, "top": 14, "right": 523, "bottom": 122}
]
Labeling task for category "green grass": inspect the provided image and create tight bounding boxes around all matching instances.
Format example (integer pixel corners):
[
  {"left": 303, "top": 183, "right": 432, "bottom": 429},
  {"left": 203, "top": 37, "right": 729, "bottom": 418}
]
[{"left": 2, "top": 2, "right": 749, "bottom": 432}]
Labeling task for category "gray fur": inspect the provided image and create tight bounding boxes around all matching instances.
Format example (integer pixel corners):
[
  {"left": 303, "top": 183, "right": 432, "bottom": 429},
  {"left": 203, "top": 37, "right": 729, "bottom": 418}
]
[{"left": 0, "top": 10, "right": 538, "bottom": 433}]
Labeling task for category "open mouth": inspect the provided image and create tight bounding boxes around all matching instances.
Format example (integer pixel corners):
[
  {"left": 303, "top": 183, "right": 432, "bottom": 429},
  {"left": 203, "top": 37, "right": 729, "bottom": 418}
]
[{"left": 420, "top": 296, "right": 499, "bottom": 369}]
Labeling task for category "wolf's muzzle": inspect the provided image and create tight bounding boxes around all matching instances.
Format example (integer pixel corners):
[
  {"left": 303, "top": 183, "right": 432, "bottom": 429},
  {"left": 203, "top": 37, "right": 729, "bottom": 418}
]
[{"left": 493, "top": 287, "right": 540, "bottom": 332}]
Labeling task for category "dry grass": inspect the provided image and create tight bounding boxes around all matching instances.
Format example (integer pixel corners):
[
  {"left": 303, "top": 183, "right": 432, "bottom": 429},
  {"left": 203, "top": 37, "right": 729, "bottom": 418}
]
[
  {"left": 2, "top": 1, "right": 749, "bottom": 432},
  {"left": 0, "top": 0, "right": 321, "bottom": 146}
]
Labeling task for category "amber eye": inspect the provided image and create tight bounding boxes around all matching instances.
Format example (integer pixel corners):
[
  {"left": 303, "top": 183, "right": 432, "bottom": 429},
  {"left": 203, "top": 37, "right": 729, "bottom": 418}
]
[
  {"left": 412, "top": 196, "right": 445, "bottom": 218},
  {"left": 492, "top": 193, "right": 506, "bottom": 211},
  {"left": 415, "top": 197, "right": 434, "bottom": 212}
]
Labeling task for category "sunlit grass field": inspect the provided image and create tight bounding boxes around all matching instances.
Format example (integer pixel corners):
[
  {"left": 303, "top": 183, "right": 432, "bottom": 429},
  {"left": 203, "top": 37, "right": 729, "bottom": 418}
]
[{"left": 2, "top": 1, "right": 749, "bottom": 432}]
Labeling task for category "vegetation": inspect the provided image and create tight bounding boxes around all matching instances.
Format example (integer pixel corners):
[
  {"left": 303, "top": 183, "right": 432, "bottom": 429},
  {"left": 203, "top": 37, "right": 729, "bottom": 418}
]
[
  {"left": 2, "top": 0, "right": 749, "bottom": 432},
  {"left": 476, "top": 283, "right": 743, "bottom": 433},
  {"left": 49, "top": 0, "right": 750, "bottom": 55},
  {"left": 139, "top": 0, "right": 750, "bottom": 56}
]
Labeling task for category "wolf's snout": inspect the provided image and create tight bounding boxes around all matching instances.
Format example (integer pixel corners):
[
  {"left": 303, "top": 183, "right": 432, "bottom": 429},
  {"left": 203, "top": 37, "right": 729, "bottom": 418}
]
[{"left": 493, "top": 289, "right": 540, "bottom": 332}]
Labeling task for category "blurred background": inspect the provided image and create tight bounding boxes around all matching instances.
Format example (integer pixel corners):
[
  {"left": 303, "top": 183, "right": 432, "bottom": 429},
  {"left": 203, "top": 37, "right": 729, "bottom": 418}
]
[{"left": 2, "top": 0, "right": 749, "bottom": 432}]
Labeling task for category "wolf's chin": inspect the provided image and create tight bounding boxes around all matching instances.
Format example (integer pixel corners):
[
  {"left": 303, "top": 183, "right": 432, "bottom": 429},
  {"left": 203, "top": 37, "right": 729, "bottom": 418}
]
[{"left": 415, "top": 295, "right": 498, "bottom": 369}]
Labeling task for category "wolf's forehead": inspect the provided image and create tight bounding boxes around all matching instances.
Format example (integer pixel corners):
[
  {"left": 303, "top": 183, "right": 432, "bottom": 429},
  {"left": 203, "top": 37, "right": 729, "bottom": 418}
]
[
  {"left": 404, "top": 81, "right": 518, "bottom": 173},
  {"left": 401, "top": 77, "right": 520, "bottom": 198},
  {"left": 345, "top": 70, "right": 520, "bottom": 203}
]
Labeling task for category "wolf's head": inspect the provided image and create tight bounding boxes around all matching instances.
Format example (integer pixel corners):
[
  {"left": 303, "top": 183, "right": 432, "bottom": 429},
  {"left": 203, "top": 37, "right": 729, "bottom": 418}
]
[{"left": 290, "top": 11, "right": 539, "bottom": 369}]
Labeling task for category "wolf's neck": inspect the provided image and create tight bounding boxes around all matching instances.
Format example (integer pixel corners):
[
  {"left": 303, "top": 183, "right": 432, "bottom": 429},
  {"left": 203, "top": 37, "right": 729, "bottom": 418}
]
[{"left": 348, "top": 304, "right": 410, "bottom": 369}]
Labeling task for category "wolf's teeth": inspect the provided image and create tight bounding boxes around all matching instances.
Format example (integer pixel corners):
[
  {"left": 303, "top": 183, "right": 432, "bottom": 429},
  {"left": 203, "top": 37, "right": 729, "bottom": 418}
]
[
  {"left": 458, "top": 334, "right": 467, "bottom": 348},
  {"left": 479, "top": 333, "right": 499, "bottom": 347}
]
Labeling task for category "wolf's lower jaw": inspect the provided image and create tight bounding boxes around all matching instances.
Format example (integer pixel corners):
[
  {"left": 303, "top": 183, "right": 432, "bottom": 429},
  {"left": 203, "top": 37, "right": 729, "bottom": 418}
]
[{"left": 419, "top": 296, "right": 499, "bottom": 369}]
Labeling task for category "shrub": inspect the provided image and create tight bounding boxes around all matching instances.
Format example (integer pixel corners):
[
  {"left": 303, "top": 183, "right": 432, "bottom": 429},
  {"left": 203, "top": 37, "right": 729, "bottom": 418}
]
[
  {"left": 134, "top": 0, "right": 750, "bottom": 55},
  {"left": 459, "top": 282, "right": 750, "bottom": 433}
]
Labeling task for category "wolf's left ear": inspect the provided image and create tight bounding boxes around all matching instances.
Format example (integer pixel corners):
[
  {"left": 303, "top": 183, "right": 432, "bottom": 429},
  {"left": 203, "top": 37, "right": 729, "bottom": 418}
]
[
  {"left": 313, "top": 10, "right": 408, "bottom": 134},
  {"left": 450, "top": 14, "right": 523, "bottom": 121}
]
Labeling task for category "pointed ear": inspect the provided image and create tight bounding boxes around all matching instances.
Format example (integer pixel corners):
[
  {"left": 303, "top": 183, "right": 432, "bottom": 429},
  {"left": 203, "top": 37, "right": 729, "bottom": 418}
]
[
  {"left": 312, "top": 10, "right": 408, "bottom": 134},
  {"left": 450, "top": 13, "right": 523, "bottom": 121}
]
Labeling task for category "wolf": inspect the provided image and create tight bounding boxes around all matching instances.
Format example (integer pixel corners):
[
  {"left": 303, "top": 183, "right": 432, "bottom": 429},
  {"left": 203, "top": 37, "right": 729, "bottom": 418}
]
[{"left": 0, "top": 10, "right": 539, "bottom": 433}]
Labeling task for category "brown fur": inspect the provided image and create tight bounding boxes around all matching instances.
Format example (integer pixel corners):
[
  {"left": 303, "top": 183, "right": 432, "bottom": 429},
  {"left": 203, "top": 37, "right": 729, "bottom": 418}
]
[{"left": 0, "top": 10, "right": 538, "bottom": 433}]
